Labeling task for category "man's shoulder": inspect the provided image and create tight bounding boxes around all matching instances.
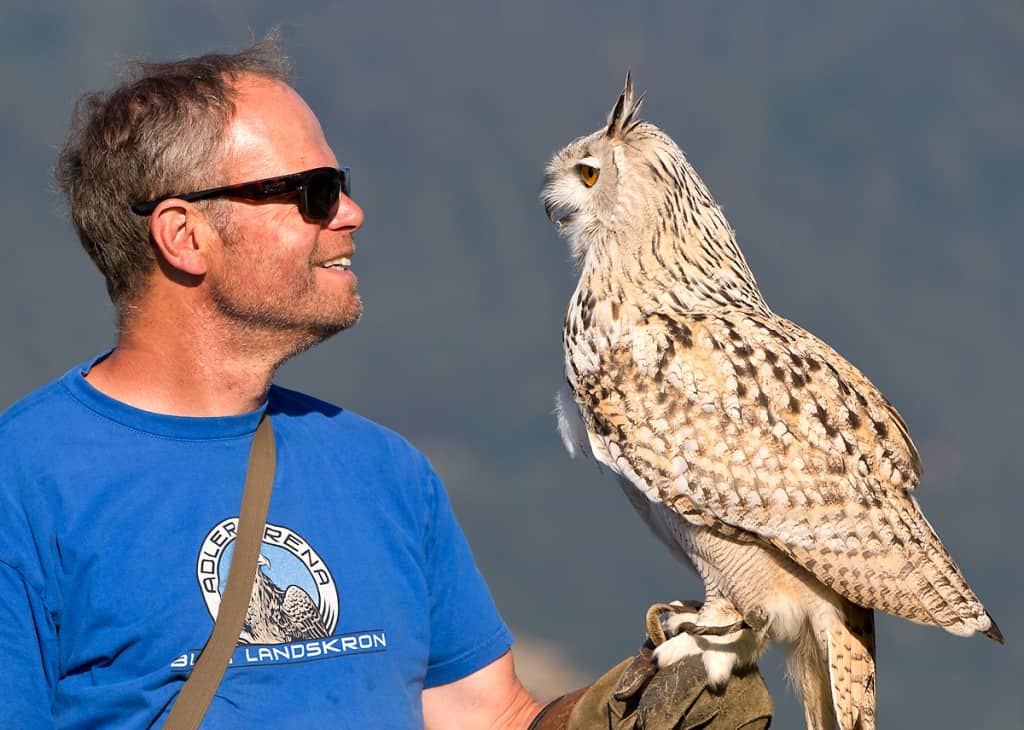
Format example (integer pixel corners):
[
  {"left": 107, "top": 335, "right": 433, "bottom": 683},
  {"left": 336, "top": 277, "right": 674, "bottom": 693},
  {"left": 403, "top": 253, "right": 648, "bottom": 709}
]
[
  {"left": 268, "top": 384, "right": 429, "bottom": 468},
  {"left": 0, "top": 372, "right": 81, "bottom": 537},
  {"left": 0, "top": 371, "right": 78, "bottom": 439}
]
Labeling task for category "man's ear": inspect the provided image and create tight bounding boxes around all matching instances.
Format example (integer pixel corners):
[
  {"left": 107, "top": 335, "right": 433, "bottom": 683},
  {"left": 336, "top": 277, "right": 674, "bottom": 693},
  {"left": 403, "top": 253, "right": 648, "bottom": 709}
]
[{"left": 149, "top": 200, "right": 215, "bottom": 277}]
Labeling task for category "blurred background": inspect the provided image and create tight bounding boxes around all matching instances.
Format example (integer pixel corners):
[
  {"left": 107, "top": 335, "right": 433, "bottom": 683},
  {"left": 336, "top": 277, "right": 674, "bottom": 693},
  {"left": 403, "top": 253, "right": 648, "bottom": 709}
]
[{"left": 2, "top": 1, "right": 1021, "bottom": 726}]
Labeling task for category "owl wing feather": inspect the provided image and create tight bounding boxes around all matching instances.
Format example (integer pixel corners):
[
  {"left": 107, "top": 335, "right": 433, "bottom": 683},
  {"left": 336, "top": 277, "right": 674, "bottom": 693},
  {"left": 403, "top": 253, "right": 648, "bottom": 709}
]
[{"left": 575, "top": 308, "right": 992, "bottom": 635}]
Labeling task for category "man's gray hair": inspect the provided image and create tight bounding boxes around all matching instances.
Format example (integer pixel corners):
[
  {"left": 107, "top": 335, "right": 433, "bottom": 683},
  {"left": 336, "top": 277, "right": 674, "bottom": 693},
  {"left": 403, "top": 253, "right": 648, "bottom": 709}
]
[{"left": 55, "top": 33, "right": 291, "bottom": 317}]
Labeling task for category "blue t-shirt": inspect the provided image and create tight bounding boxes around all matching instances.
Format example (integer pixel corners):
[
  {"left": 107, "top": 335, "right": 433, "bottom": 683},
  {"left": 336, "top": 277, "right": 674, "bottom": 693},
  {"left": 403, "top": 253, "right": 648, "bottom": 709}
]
[{"left": 0, "top": 356, "right": 513, "bottom": 728}]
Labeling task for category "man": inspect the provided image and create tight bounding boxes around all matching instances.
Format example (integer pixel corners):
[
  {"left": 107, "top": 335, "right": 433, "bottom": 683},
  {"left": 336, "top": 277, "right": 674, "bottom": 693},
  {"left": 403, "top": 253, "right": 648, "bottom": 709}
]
[{"left": 0, "top": 37, "right": 769, "bottom": 728}]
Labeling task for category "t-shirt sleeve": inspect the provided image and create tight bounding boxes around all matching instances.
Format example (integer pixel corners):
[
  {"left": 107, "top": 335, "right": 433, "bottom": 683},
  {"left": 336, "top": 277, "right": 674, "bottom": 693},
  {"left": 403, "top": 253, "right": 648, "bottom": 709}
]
[
  {"left": 421, "top": 468, "right": 513, "bottom": 688},
  {"left": 0, "top": 559, "right": 57, "bottom": 727}
]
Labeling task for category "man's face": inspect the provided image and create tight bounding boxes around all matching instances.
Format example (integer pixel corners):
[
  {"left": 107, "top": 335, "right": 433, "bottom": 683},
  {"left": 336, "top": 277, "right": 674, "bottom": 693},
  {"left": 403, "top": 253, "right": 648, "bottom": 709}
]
[{"left": 205, "top": 75, "right": 364, "bottom": 347}]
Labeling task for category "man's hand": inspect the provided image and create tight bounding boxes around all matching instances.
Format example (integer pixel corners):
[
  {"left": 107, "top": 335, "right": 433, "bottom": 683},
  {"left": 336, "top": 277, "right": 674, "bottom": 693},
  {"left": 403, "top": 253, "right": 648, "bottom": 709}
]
[{"left": 530, "top": 603, "right": 773, "bottom": 729}]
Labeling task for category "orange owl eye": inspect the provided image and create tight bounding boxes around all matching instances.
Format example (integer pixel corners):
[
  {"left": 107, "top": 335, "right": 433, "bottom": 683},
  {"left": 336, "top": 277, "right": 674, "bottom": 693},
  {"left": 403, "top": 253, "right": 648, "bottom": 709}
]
[{"left": 579, "top": 164, "right": 600, "bottom": 187}]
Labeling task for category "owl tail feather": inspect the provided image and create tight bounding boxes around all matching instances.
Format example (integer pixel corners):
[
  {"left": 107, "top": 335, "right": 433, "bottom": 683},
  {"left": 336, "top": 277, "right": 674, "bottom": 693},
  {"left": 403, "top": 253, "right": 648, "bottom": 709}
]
[{"left": 789, "top": 601, "right": 876, "bottom": 730}]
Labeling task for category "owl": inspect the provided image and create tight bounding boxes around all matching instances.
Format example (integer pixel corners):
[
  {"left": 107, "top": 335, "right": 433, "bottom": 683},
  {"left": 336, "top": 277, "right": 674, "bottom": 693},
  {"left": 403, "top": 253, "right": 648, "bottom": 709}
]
[{"left": 541, "top": 75, "right": 1000, "bottom": 730}]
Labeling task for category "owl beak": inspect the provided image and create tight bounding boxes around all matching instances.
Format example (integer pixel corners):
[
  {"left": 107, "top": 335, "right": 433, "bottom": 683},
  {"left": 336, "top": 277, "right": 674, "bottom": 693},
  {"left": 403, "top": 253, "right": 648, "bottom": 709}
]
[{"left": 543, "top": 196, "right": 575, "bottom": 232}]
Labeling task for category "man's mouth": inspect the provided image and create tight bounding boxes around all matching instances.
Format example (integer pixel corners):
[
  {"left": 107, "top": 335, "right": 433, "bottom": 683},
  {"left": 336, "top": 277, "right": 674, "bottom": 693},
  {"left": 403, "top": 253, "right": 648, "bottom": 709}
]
[{"left": 319, "top": 256, "right": 352, "bottom": 271}]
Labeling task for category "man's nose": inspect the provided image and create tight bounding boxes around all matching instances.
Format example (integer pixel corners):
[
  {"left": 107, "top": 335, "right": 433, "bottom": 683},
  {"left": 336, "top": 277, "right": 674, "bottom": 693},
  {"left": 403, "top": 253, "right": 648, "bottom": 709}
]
[{"left": 327, "top": 193, "right": 363, "bottom": 232}]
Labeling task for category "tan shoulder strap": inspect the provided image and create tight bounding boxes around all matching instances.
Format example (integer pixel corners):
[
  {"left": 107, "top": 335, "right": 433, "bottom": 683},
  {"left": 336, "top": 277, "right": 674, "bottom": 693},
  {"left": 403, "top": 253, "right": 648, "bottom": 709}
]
[{"left": 164, "top": 413, "right": 276, "bottom": 730}]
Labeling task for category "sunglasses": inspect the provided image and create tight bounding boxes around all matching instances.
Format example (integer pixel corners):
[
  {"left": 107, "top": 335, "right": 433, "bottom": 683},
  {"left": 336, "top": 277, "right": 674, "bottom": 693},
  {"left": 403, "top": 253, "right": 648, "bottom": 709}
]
[{"left": 130, "top": 166, "right": 351, "bottom": 222}]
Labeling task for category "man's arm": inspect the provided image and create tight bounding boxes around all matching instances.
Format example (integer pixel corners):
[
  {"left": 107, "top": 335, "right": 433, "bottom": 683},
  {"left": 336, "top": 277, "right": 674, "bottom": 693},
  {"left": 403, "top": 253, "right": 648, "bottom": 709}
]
[
  {"left": 0, "top": 560, "right": 55, "bottom": 727},
  {"left": 423, "top": 650, "right": 544, "bottom": 730}
]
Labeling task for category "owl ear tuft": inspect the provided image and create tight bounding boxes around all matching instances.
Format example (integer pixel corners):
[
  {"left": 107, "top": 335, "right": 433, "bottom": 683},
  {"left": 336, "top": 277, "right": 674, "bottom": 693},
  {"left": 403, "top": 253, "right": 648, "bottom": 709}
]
[{"left": 607, "top": 71, "right": 644, "bottom": 138}]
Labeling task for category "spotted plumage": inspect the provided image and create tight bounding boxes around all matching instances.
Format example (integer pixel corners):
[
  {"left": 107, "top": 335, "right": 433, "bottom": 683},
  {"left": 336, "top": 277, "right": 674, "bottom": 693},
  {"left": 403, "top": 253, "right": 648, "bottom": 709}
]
[{"left": 543, "top": 75, "right": 1000, "bottom": 730}]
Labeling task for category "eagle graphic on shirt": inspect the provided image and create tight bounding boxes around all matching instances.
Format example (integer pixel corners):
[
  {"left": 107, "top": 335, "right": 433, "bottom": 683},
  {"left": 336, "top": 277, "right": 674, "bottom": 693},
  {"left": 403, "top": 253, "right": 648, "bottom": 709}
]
[{"left": 239, "top": 554, "right": 331, "bottom": 645}]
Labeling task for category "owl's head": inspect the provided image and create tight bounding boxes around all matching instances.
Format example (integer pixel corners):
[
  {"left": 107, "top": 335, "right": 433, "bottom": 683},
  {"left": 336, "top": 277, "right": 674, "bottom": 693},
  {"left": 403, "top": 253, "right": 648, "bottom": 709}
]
[
  {"left": 543, "top": 75, "right": 766, "bottom": 311},
  {"left": 542, "top": 73, "right": 687, "bottom": 267}
]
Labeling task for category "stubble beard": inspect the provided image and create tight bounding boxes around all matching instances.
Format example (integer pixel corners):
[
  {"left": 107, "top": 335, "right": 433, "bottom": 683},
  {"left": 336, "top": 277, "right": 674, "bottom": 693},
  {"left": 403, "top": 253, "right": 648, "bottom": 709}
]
[
  {"left": 210, "top": 216, "right": 364, "bottom": 360},
  {"left": 209, "top": 259, "right": 364, "bottom": 361}
]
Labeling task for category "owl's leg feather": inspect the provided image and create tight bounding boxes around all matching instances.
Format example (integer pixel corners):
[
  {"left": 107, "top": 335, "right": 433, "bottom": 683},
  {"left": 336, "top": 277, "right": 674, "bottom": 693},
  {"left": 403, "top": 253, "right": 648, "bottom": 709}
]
[
  {"left": 653, "top": 597, "right": 764, "bottom": 689},
  {"left": 788, "top": 621, "right": 836, "bottom": 730},
  {"left": 824, "top": 603, "right": 876, "bottom": 730},
  {"left": 789, "top": 599, "right": 876, "bottom": 730}
]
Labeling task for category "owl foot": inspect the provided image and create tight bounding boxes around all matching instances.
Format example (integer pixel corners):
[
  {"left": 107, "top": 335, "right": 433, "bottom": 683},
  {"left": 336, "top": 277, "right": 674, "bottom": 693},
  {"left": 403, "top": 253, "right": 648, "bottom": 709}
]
[{"left": 652, "top": 599, "right": 762, "bottom": 690}]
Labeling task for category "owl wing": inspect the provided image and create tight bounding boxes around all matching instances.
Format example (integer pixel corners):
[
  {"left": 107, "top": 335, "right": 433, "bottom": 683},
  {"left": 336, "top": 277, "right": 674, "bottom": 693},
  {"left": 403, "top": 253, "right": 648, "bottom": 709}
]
[{"left": 575, "top": 308, "right": 992, "bottom": 635}]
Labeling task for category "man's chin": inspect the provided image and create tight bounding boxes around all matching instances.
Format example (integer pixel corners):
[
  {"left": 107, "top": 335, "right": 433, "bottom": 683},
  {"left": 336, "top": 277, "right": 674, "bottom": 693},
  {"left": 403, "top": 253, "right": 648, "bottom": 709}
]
[
  {"left": 211, "top": 290, "right": 364, "bottom": 354},
  {"left": 307, "top": 297, "right": 364, "bottom": 340},
  {"left": 312, "top": 314, "right": 360, "bottom": 340},
  {"left": 282, "top": 312, "right": 360, "bottom": 362},
  {"left": 337, "top": 295, "right": 364, "bottom": 330}
]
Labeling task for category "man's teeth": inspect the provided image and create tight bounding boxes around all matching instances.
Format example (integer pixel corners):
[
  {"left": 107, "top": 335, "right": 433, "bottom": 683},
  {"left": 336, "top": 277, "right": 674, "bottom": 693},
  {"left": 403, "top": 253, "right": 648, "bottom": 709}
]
[{"left": 321, "top": 257, "right": 351, "bottom": 270}]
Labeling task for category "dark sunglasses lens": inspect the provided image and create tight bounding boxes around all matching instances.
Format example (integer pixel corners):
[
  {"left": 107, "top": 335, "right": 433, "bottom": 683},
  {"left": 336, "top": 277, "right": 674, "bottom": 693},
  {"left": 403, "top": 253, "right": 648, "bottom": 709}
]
[{"left": 303, "top": 170, "right": 343, "bottom": 221}]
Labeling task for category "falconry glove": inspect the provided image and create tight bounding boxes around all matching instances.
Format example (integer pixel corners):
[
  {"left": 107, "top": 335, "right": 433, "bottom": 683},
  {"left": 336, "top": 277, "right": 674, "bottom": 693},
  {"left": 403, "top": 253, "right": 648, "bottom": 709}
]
[{"left": 530, "top": 602, "right": 772, "bottom": 730}]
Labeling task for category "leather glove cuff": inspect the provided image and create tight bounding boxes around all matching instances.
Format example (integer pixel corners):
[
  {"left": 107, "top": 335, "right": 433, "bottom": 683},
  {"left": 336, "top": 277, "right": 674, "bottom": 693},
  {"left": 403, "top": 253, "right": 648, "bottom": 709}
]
[{"left": 527, "top": 686, "right": 590, "bottom": 730}]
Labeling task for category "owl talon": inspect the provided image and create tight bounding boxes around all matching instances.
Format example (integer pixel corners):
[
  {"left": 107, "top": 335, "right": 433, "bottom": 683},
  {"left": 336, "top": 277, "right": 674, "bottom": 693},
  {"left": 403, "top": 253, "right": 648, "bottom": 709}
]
[
  {"left": 675, "top": 618, "right": 749, "bottom": 636},
  {"left": 653, "top": 600, "right": 763, "bottom": 689},
  {"left": 657, "top": 599, "right": 749, "bottom": 639},
  {"left": 647, "top": 600, "right": 701, "bottom": 644}
]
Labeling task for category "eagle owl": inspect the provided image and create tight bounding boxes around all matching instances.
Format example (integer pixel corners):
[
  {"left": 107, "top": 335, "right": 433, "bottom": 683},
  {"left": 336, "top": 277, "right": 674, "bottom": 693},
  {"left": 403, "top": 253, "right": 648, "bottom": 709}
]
[{"left": 542, "top": 75, "right": 1001, "bottom": 730}]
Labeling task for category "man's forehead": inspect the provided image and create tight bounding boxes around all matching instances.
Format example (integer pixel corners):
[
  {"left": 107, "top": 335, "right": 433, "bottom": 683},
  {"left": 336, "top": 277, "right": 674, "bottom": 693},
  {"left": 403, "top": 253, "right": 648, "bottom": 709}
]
[{"left": 225, "top": 75, "right": 336, "bottom": 181}]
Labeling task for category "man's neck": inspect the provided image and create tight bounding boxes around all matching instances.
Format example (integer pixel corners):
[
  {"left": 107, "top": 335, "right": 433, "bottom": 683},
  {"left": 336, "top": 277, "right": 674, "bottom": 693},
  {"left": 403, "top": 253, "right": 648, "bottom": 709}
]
[
  {"left": 85, "top": 343, "right": 274, "bottom": 417},
  {"left": 85, "top": 301, "right": 293, "bottom": 417}
]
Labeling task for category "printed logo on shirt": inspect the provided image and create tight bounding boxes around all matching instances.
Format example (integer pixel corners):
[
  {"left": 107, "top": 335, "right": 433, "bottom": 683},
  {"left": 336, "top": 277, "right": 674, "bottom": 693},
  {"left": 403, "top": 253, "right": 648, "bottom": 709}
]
[{"left": 170, "top": 518, "right": 387, "bottom": 671}]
